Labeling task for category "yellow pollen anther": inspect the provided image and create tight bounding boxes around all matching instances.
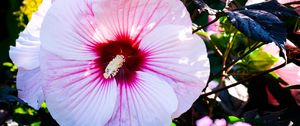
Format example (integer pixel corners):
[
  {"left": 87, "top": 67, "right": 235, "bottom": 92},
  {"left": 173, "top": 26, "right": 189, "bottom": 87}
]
[{"left": 103, "top": 55, "right": 125, "bottom": 79}]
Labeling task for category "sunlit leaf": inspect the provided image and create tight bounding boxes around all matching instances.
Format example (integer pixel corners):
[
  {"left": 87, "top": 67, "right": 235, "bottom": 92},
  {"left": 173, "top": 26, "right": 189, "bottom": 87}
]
[
  {"left": 227, "top": 116, "right": 245, "bottom": 123},
  {"left": 15, "top": 107, "right": 27, "bottom": 114},
  {"left": 31, "top": 121, "right": 41, "bottom": 126},
  {"left": 170, "top": 122, "right": 177, "bottom": 126},
  {"left": 238, "top": 47, "right": 279, "bottom": 72},
  {"left": 41, "top": 102, "right": 47, "bottom": 109},
  {"left": 3, "top": 62, "right": 13, "bottom": 67},
  {"left": 14, "top": 107, "right": 37, "bottom": 116},
  {"left": 27, "top": 108, "right": 36, "bottom": 116}
]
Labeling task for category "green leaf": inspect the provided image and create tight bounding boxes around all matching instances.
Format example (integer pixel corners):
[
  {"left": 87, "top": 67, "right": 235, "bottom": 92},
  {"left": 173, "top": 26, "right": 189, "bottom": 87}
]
[
  {"left": 10, "top": 65, "right": 18, "bottom": 72},
  {"left": 210, "top": 33, "right": 230, "bottom": 51},
  {"left": 239, "top": 47, "right": 279, "bottom": 72},
  {"left": 14, "top": 107, "right": 27, "bottom": 114},
  {"left": 3, "top": 62, "right": 13, "bottom": 67},
  {"left": 170, "top": 122, "right": 176, "bottom": 126},
  {"left": 2, "top": 62, "right": 18, "bottom": 71},
  {"left": 31, "top": 121, "right": 41, "bottom": 126},
  {"left": 27, "top": 108, "right": 36, "bottom": 116},
  {"left": 227, "top": 116, "right": 245, "bottom": 124},
  {"left": 14, "top": 106, "right": 37, "bottom": 115},
  {"left": 41, "top": 102, "right": 47, "bottom": 108}
]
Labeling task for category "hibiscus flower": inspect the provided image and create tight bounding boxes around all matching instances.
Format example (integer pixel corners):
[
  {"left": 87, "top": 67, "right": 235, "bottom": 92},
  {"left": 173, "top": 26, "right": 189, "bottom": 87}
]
[{"left": 9, "top": 0, "right": 210, "bottom": 125}]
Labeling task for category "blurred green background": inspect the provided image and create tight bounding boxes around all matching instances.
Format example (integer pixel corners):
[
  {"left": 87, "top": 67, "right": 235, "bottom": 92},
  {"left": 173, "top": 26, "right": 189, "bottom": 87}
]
[{"left": 0, "top": 0, "right": 22, "bottom": 64}]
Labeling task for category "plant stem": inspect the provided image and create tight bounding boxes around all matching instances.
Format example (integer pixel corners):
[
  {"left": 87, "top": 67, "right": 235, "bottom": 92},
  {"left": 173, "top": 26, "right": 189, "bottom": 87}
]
[
  {"left": 192, "top": 10, "right": 227, "bottom": 34},
  {"left": 193, "top": 17, "right": 220, "bottom": 34},
  {"left": 203, "top": 42, "right": 264, "bottom": 92},
  {"left": 200, "top": 62, "right": 286, "bottom": 98},
  {"left": 228, "top": 73, "right": 259, "bottom": 76},
  {"left": 215, "top": 33, "right": 235, "bottom": 96}
]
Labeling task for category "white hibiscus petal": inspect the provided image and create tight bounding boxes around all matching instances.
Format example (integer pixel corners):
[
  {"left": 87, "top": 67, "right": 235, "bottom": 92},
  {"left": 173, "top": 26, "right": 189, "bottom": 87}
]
[
  {"left": 9, "top": 42, "right": 40, "bottom": 70},
  {"left": 139, "top": 25, "right": 210, "bottom": 118},
  {"left": 40, "top": 49, "right": 117, "bottom": 125},
  {"left": 9, "top": 0, "right": 51, "bottom": 70},
  {"left": 105, "top": 72, "right": 178, "bottom": 126},
  {"left": 17, "top": 68, "right": 44, "bottom": 109},
  {"left": 9, "top": 0, "right": 51, "bottom": 110}
]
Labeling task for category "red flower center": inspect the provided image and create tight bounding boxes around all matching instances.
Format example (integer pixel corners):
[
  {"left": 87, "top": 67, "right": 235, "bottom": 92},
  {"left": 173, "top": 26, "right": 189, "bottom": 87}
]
[{"left": 94, "top": 37, "right": 147, "bottom": 84}]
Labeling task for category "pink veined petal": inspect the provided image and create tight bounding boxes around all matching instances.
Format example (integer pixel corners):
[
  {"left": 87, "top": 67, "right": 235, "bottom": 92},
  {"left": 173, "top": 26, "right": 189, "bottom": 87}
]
[
  {"left": 105, "top": 72, "right": 178, "bottom": 126},
  {"left": 40, "top": 49, "right": 117, "bottom": 125},
  {"left": 9, "top": 0, "right": 51, "bottom": 70},
  {"left": 41, "top": 0, "right": 102, "bottom": 60},
  {"left": 41, "top": 0, "right": 191, "bottom": 61},
  {"left": 139, "top": 25, "right": 210, "bottom": 118},
  {"left": 92, "top": 0, "right": 192, "bottom": 40},
  {"left": 17, "top": 68, "right": 44, "bottom": 109}
]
